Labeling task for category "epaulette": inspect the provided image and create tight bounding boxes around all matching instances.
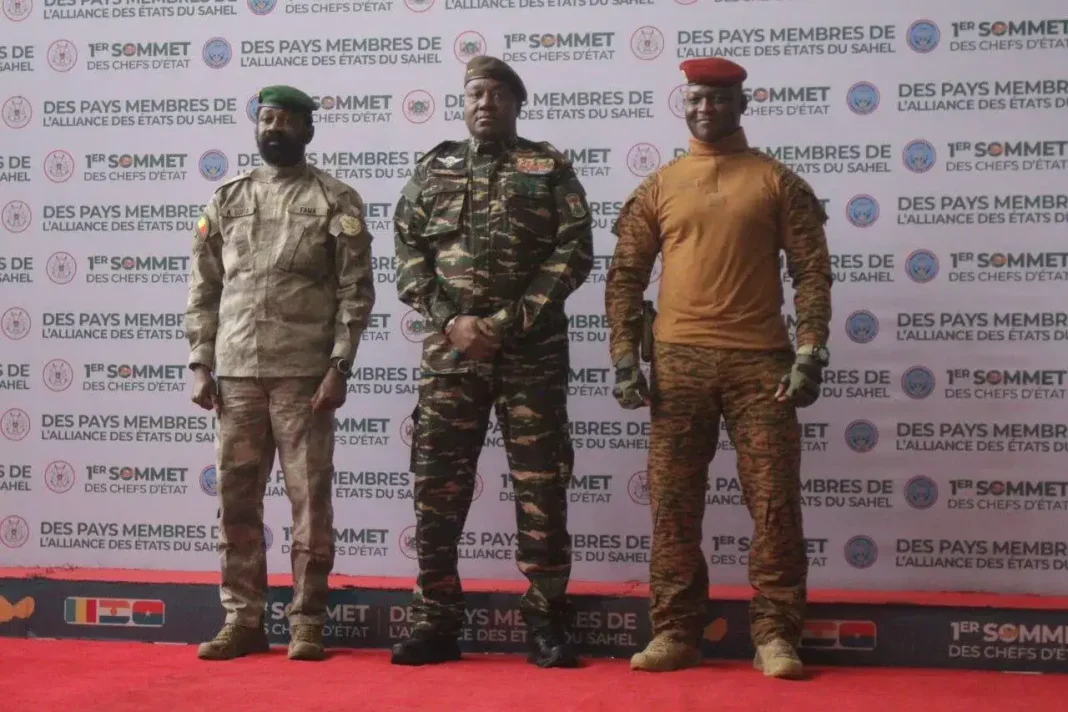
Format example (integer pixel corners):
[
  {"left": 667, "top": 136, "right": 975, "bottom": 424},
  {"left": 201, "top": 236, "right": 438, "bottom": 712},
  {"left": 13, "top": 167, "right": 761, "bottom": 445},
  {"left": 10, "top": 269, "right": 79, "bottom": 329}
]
[
  {"left": 309, "top": 166, "right": 356, "bottom": 201},
  {"left": 212, "top": 170, "right": 250, "bottom": 195}
]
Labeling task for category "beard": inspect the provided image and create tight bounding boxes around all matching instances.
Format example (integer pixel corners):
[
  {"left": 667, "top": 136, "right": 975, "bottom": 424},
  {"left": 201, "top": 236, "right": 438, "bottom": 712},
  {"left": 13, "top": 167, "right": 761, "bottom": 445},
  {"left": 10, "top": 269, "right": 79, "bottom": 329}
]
[{"left": 257, "top": 133, "right": 304, "bottom": 167}]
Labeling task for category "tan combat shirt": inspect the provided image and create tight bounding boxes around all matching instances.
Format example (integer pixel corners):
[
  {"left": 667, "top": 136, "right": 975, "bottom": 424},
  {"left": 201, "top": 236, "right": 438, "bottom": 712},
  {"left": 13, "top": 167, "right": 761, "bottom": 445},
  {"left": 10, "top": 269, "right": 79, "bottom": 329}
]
[{"left": 185, "top": 162, "right": 376, "bottom": 377}]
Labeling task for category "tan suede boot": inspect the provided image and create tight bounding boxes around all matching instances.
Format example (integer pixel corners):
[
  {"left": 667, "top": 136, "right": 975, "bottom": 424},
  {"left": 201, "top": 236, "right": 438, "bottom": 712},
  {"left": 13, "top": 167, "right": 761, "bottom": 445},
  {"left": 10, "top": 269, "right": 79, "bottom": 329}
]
[
  {"left": 288, "top": 624, "right": 325, "bottom": 661},
  {"left": 753, "top": 638, "right": 804, "bottom": 679},
  {"left": 197, "top": 623, "right": 270, "bottom": 660},
  {"left": 630, "top": 633, "right": 701, "bottom": 672}
]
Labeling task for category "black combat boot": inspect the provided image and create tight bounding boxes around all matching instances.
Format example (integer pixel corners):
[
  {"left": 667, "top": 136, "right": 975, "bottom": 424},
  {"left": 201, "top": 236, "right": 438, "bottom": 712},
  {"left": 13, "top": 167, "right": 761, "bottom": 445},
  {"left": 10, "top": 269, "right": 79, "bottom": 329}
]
[
  {"left": 525, "top": 609, "right": 580, "bottom": 668},
  {"left": 390, "top": 629, "right": 462, "bottom": 666}
]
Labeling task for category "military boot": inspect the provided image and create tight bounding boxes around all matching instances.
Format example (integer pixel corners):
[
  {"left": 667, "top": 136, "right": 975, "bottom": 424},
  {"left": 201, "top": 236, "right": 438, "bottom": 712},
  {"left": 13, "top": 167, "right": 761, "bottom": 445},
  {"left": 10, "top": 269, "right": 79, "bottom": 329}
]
[
  {"left": 197, "top": 622, "right": 270, "bottom": 660},
  {"left": 753, "top": 637, "right": 804, "bottom": 679},
  {"left": 390, "top": 629, "right": 462, "bottom": 666},
  {"left": 288, "top": 624, "right": 325, "bottom": 661},
  {"left": 630, "top": 633, "right": 701, "bottom": 672}
]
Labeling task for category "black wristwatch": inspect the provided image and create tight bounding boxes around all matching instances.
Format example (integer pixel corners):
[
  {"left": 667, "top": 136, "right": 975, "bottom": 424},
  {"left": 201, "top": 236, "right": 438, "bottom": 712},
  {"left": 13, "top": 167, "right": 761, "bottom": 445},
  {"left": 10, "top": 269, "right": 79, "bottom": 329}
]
[
  {"left": 331, "top": 357, "right": 352, "bottom": 379},
  {"left": 797, "top": 344, "right": 830, "bottom": 367}
]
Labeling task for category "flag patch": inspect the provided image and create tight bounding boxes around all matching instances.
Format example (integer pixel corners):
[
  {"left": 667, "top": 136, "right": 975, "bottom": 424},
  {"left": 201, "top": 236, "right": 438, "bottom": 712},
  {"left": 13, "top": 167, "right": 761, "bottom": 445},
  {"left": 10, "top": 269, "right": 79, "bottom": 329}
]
[{"left": 196, "top": 215, "right": 208, "bottom": 238}]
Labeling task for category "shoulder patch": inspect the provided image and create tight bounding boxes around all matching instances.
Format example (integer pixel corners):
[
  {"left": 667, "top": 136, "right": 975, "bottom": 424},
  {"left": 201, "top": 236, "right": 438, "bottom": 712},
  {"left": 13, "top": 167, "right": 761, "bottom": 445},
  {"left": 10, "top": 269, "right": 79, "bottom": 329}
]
[
  {"left": 339, "top": 215, "right": 362, "bottom": 236},
  {"left": 195, "top": 213, "right": 209, "bottom": 239}
]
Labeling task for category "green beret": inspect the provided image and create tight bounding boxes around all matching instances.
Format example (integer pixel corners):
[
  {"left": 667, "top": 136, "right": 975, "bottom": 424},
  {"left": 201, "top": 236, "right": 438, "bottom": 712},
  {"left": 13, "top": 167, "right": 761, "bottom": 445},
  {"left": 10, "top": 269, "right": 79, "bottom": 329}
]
[
  {"left": 464, "top": 55, "right": 527, "bottom": 105},
  {"left": 257, "top": 85, "right": 317, "bottom": 114}
]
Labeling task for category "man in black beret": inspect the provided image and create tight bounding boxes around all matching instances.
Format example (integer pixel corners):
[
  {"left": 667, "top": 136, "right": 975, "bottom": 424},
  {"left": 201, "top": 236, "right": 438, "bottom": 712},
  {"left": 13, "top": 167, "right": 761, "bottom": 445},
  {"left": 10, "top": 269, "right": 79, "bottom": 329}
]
[
  {"left": 392, "top": 57, "right": 593, "bottom": 668},
  {"left": 188, "top": 84, "right": 376, "bottom": 662}
]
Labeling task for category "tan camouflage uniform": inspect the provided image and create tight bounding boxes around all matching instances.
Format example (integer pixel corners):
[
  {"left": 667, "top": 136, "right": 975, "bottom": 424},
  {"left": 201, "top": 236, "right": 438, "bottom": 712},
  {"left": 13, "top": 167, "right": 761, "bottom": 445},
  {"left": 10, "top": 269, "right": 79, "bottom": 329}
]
[
  {"left": 186, "top": 162, "right": 376, "bottom": 638},
  {"left": 606, "top": 128, "right": 831, "bottom": 673},
  {"left": 394, "top": 137, "right": 593, "bottom": 640}
]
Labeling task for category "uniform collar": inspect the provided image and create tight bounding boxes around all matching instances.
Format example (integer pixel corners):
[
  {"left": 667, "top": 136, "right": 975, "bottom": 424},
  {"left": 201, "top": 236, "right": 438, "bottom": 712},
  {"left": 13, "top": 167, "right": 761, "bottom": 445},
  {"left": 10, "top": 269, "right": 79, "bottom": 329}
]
[
  {"left": 259, "top": 159, "right": 309, "bottom": 182},
  {"left": 689, "top": 127, "right": 749, "bottom": 156},
  {"left": 469, "top": 135, "right": 518, "bottom": 156}
]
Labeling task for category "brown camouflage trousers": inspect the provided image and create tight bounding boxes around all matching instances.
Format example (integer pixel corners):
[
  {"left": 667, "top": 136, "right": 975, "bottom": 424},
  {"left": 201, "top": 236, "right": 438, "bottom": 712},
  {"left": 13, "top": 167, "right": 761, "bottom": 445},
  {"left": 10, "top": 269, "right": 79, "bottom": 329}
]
[
  {"left": 408, "top": 357, "right": 574, "bottom": 635},
  {"left": 215, "top": 377, "right": 336, "bottom": 627},
  {"left": 646, "top": 342, "right": 807, "bottom": 648}
]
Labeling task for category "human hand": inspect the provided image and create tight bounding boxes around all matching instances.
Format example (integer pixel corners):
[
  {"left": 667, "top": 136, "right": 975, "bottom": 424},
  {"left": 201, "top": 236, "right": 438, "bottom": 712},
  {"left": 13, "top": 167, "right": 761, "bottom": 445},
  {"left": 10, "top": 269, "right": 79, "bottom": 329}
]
[
  {"left": 311, "top": 368, "right": 347, "bottom": 412},
  {"left": 447, "top": 316, "right": 500, "bottom": 361},
  {"left": 191, "top": 367, "right": 219, "bottom": 413},
  {"left": 774, "top": 354, "right": 823, "bottom": 408},
  {"left": 612, "top": 354, "right": 650, "bottom": 410}
]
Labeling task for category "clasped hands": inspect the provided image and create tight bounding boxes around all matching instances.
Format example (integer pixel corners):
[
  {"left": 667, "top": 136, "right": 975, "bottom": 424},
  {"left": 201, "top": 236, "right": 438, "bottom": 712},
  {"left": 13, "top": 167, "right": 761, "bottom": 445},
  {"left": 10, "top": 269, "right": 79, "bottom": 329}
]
[{"left": 446, "top": 316, "right": 501, "bottom": 362}]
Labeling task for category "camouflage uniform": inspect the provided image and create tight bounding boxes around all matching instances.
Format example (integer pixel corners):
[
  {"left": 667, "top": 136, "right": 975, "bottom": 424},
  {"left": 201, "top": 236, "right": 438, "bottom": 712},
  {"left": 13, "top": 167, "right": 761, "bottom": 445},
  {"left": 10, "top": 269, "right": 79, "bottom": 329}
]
[
  {"left": 606, "top": 133, "right": 831, "bottom": 672},
  {"left": 186, "top": 161, "right": 376, "bottom": 654},
  {"left": 393, "top": 137, "right": 593, "bottom": 656}
]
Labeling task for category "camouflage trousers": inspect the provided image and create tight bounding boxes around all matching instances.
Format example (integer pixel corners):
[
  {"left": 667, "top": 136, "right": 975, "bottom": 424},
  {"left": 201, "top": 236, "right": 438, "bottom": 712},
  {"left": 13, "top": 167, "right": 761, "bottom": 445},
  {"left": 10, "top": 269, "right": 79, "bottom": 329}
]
[
  {"left": 408, "top": 360, "right": 574, "bottom": 636},
  {"left": 645, "top": 342, "right": 807, "bottom": 648},
  {"left": 214, "top": 377, "right": 336, "bottom": 627}
]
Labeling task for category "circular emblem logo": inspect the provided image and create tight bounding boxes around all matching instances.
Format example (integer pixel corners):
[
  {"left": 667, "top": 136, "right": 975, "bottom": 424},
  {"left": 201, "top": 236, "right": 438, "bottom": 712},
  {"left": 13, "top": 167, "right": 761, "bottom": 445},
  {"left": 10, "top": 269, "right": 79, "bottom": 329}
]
[
  {"left": 2, "top": 200, "right": 31, "bottom": 233},
  {"left": 401, "top": 309, "right": 433, "bottom": 343},
  {"left": 902, "top": 139, "right": 936, "bottom": 173},
  {"left": 202, "top": 38, "right": 232, "bottom": 69},
  {"left": 45, "top": 461, "right": 76, "bottom": 494},
  {"left": 399, "top": 525, "right": 418, "bottom": 559},
  {"left": 905, "top": 249, "right": 939, "bottom": 283},
  {"left": 403, "top": 90, "right": 435, "bottom": 124},
  {"left": 3, "top": 0, "right": 32, "bottom": 21},
  {"left": 200, "top": 465, "right": 218, "bottom": 496},
  {"left": 473, "top": 473, "right": 484, "bottom": 501},
  {"left": 2, "top": 96, "right": 31, "bottom": 129},
  {"left": 1, "top": 408, "right": 31, "bottom": 441},
  {"left": 43, "top": 150, "right": 75, "bottom": 183},
  {"left": 627, "top": 471, "right": 650, "bottom": 505},
  {"left": 631, "top": 26, "right": 664, "bottom": 60},
  {"left": 1, "top": 307, "right": 31, "bottom": 340},
  {"left": 844, "top": 420, "right": 878, "bottom": 454},
  {"left": 627, "top": 143, "right": 661, "bottom": 177},
  {"left": 843, "top": 535, "right": 878, "bottom": 569},
  {"left": 404, "top": 0, "right": 435, "bottom": 11},
  {"left": 42, "top": 359, "right": 73, "bottom": 392},
  {"left": 454, "top": 31, "right": 486, "bottom": 64},
  {"left": 845, "top": 82, "right": 879, "bottom": 115},
  {"left": 47, "top": 40, "right": 77, "bottom": 72},
  {"left": 907, "top": 20, "right": 940, "bottom": 53},
  {"left": 247, "top": 0, "right": 275, "bottom": 14},
  {"left": 199, "top": 150, "right": 229, "bottom": 181},
  {"left": 844, "top": 310, "right": 878, "bottom": 344},
  {"left": 263, "top": 524, "right": 274, "bottom": 552},
  {"left": 901, "top": 366, "right": 935, "bottom": 399},
  {"left": 400, "top": 415, "right": 415, "bottom": 447},
  {"left": 650, "top": 255, "right": 663, "bottom": 283},
  {"left": 46, "top": 252, "right": 77, "bottom": 285},
  {"left": 668, "top": 84, "right": 687, "bottom": 119},
  {"left": 246, "top": 95, "right": 260, "bottom": 123},
  {"left": 0, "top": 515, "right": 30, "bottom": 548},
  {"left": 904, "top": 475, "right": 938, "bottom": 510},
  {"left": 674, "top": 0, "right": 697, "bottom": 4},
  {"left": 845, "top": 195, "right": 879, "bottom": 228}
]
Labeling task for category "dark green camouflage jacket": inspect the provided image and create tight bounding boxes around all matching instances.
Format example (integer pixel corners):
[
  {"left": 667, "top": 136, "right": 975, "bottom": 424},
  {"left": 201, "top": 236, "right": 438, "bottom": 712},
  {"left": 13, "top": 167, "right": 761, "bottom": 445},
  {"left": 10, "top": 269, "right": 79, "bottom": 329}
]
[{"left": 394, "top": 136, "right": 593, "bottom": 373}]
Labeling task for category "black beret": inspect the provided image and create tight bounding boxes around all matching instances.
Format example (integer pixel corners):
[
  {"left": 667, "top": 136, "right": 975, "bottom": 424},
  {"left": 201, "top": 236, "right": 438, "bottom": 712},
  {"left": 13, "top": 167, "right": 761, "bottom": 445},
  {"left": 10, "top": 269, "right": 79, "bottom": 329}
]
[{"left": 464, "top": 55, "right": 527, "bottom": 105}]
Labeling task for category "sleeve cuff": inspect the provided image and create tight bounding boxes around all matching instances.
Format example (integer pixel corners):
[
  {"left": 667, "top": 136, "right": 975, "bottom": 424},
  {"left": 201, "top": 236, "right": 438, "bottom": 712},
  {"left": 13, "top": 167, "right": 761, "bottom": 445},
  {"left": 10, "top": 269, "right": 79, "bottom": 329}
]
[
  {"left": 189, "top": 346, "right": 214, "bottom": 370},
  {"left": 331, "top": 340, "right": 357, "bottom": 362}
]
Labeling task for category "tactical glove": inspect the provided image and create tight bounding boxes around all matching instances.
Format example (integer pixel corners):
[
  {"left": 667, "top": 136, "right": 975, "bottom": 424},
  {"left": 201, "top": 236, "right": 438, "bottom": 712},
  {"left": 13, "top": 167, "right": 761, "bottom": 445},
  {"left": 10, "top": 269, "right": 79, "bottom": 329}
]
[
  {"left": 612, "top": 354, "right": 650, "bottom": 410},
  {"left": 778, "top": 354, "right": 823, "bottom": 408}
]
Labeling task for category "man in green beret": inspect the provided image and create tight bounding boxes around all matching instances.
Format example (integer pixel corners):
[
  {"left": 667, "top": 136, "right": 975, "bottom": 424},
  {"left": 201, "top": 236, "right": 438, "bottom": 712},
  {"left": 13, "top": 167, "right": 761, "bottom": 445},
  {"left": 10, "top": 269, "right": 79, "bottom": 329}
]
[
  {"left": 391, "top": 56, "right": 594, "bottom": 668},
  {"left": 187, "top": 84, "right": 376, "bottom": 662}
]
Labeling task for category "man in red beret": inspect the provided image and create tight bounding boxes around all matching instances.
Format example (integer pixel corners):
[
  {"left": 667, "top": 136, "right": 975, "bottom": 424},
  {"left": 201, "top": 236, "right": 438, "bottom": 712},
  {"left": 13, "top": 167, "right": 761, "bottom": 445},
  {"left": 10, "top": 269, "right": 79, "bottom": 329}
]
[{"left": 605, "top": 57, "right": 832, "bottom": 678}]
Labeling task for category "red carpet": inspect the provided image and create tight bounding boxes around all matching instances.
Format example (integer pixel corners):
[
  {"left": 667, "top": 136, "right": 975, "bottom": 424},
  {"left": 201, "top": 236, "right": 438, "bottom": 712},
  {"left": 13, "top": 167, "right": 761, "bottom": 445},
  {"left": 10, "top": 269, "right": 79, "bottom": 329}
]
[{"left": 1, "top": 638, "right": 1063, "bottom": 712}]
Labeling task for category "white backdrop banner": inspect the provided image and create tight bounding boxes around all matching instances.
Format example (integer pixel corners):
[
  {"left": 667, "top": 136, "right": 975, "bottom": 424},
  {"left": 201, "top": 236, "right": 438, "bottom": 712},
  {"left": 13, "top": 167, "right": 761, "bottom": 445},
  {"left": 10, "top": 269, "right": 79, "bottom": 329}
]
[{"left": 2, "top": 0, "right": 1068, "bottom": 595}]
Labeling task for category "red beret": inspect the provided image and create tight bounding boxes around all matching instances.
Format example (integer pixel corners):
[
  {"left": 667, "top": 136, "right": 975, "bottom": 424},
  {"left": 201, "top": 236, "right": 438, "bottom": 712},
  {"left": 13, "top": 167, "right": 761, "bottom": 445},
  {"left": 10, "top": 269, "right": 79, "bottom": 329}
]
[{"left": 679, "top": 58, "right": 747, "bottom": 87}]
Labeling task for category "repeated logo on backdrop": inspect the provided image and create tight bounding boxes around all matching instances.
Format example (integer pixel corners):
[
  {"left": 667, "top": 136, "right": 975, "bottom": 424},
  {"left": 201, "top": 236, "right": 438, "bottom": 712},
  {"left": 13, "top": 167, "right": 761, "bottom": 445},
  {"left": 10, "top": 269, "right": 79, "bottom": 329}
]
[{"left": 1, "top": 2, "right": 1067, "bottom": 595}]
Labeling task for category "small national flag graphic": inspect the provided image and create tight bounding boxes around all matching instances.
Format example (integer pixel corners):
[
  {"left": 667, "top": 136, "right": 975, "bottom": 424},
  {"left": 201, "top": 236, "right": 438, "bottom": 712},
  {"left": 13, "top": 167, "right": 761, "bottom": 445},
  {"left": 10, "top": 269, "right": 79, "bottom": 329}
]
[
  {"left": 838, "top": 621, "right": 877, "bottom": 650},
  {"left": 64, "top": 598, "right": 165, "bottom": 627},
  {"left": 801, "top": 620, "right": 839, "bottom": 648}
]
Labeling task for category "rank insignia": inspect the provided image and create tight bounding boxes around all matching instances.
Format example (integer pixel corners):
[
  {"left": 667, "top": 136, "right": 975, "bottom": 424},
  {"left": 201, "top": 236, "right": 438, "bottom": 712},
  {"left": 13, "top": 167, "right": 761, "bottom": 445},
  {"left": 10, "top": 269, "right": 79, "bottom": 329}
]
[
  {"left": 516, "top": 157, "right": 554, "bottom": 175},
  {"left": 436, "top": 155, "right": 463, "bottom": 168},
  {"left": 565, "top": 194, "right": 587, "bottom": 218},
  {"left": 196, "top": 215, "right": 208, "bottom": 238},
  {"left": 339, "top": 215, "right": 361, "bottom": 236}
]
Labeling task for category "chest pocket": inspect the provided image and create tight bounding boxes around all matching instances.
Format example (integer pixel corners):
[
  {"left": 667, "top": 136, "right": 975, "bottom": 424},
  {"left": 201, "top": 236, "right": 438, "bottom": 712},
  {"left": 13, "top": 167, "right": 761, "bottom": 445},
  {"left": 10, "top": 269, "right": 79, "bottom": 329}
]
[
  {"left": 278, "top": 205, "right": 330, "bottom": 278},
  {"left": 219, "top": 205, "right": 255, "bottom": 276},
  {"left": 505, "top": 176, "right": 556, "bottom": 247},
  {"left": 420, "top": 171, "right": 467, "bottom": 239}
]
